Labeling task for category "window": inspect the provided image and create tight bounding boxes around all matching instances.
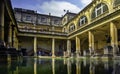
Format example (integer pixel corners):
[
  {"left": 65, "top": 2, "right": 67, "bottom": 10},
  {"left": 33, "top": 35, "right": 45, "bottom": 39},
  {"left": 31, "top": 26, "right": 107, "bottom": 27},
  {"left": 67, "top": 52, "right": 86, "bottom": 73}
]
[
  {"left": 92, "top": 3, "right": 108, "bottom": 19},
  {"left": 54, "top": 19, "right": 59, "bottom": 25},
  {"left": 64, "top": 28, "right": 66, "bottom": 32},
  {"left": 41, "top": 17, "right": 47, "bottom": 23},
  {"left": 26, "top": 15, "right": 32, "bottom": 21},
  {"left": 69, "top": 24, "right": 75, "bottom": 32},
  {"left": 114, "top": 0, "right": 120, "bottom": 6},
  {"left": 79, "top": 16, "right": 87, "bottom": 26},
  {"left": 95, "top": 4, "right": 104, "bottom": 16}
]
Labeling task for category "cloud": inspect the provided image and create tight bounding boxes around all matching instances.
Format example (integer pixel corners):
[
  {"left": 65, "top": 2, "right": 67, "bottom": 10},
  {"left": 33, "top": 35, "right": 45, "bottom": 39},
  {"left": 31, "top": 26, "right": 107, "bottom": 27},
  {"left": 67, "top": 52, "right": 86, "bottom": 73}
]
[
  {"left": 39, "top": 0, "right": 81, "bottom": 16},
  {"left": 80, "top": 0, "right": 92, "bottom": 7}
]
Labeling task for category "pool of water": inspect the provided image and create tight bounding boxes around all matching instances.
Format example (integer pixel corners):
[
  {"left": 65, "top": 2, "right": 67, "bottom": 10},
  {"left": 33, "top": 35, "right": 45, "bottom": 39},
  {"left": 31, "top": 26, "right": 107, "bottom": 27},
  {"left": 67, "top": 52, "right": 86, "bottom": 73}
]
[{"left": 0, "top": 57, "right": 120, "bottom": 74}]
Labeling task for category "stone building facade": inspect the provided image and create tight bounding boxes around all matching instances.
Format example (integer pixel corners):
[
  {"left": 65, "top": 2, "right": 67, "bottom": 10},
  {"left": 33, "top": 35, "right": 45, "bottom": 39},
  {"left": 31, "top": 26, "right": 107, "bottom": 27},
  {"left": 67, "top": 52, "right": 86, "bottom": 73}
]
[{"left": 3, "top": 0, "right": 120, "bottom": 57}]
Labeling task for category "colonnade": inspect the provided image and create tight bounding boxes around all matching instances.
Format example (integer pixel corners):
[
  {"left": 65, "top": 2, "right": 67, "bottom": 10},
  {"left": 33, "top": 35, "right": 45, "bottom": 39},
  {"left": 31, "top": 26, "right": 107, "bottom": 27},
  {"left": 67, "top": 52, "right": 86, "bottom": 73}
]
[
  {"left": 66, "top": 22, "right": 119, "bottom": 57},
  {"left": 0, "top": 1, "right": 18, "bottom": 48},
  {"left": 33, "top": 37, "right": 56, "bottom": 57}
]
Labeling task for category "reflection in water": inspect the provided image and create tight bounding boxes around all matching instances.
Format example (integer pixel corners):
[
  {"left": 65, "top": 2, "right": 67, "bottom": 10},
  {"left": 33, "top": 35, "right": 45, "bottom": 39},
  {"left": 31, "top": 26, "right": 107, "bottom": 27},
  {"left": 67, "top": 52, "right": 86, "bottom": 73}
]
[
  {"left": 76, "top": 59, "right": 80, "bottom": 74},
  {"left": 67, "top": 58, "right": 71, "bottom": 74},
  {"left": 52, "top": 58, "right": 55, "bottom": 74},
  {"left": 115, "top": 61, "right": 120, "bottom": 74},
  {"left": 34, "top": 58, "right": 37, "bottom": 74},
  {"left": 1, "top": 57, "right": 120, "bottom": 74}
]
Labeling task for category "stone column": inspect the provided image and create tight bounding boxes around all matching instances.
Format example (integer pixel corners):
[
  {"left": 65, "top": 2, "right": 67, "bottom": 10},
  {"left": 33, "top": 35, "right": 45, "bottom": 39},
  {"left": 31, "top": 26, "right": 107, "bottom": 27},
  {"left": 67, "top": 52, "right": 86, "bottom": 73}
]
[
  {"left": 8, "top": 22, "right": 12, "bottom": 47},
  {"left": 13, "top": 32, "right": 16, "bottom": 48},
  {"left": 76, "top": 36, "right": 81, "bottom": 57},
  {"left": 52, "top": 38, "right": 55, "bottom": 57},
  {"left": 34, "top": 37, "right": 37, "bottom": 56},
  {"left": 110, "top": 22, "right": 118, "bottom": 56},
  {"left": 67, "top": 39, "right": 71, "bottom": 57},
  {"left": 11, "top": 25, "right": 15, "bottom": 47},
  {"left": 14, "top": 36, "right": 19, "bottom": 50},
  {"left": 88, "top": 31, "right": 95, "bottom": 56},
  {"left": 0, "top": 2, "right": 4, "bottom": 41}
]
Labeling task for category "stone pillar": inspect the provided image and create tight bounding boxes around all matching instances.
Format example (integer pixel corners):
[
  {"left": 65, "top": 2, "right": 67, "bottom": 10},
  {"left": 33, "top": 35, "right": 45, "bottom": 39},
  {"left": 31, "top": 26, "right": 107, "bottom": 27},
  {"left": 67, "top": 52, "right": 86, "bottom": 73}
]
[
  {"left": 67, "top": 39, "right": 71, "bottom": 57},
  {"left": 110, "top": 22, "right": 118, "bottom": 56},
  {"left": 11, "top": 25, "right": 15, "bottom": 47},
  {"left": 8, "top": 22, "right": 12, "bottom": 47},
  {"left": 76, "top": 36, "right": 81, "bottom": 57},
  {"left": 13, "top": 31, "right": 15, "bottom": 48},
  {"left": 0, "top": 2, "right": 4, "bottom": 41},
  {"left": 34, "top": 37, "right": 37, "bottom": 56},
  {"left": 88, "top": 31, "right": 95, "bottom": 56},
  {"left": 52, "top": 38, "right": 55, "bottom": 57},
  {"left": 14, "top": 36, "right": 19, "bottom": 50}
]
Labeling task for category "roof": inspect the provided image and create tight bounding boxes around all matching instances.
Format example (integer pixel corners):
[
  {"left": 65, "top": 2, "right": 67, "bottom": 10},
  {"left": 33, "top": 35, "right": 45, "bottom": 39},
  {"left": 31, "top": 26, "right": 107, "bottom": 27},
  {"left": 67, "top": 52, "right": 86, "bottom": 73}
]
[{"left": 14, "top": 8, "right": 61, "bottom": 19}]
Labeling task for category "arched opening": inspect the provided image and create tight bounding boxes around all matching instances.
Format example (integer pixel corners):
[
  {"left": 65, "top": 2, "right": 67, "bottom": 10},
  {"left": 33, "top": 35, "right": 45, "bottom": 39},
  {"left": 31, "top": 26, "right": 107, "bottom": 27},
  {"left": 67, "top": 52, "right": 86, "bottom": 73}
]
[{"left": 91, "top": 3, "right": 109, "bottom": 19}]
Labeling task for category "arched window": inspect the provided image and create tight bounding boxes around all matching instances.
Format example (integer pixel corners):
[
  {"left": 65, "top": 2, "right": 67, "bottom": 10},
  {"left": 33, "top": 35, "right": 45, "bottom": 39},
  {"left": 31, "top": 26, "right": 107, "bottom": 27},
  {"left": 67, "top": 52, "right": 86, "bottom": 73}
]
[
  {"left": 69, "top": 24, "right": 75, "bottom": 32},
  {"left": 114, "top": 0, "right": 120, "bottom": 6},
  {"left": 91, "top": 3, "right": 108, "bottom": 19},
  {"left": 79, "top": 16, "right": 87, "bottom": 26}
]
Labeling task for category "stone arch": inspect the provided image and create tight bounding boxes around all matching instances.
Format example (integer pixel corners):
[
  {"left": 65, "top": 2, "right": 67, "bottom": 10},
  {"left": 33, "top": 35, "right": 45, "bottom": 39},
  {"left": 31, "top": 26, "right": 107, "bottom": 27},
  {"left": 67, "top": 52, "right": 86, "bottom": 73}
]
[{"left": 91, "top": 2, "right": 109, "bottom": 20}]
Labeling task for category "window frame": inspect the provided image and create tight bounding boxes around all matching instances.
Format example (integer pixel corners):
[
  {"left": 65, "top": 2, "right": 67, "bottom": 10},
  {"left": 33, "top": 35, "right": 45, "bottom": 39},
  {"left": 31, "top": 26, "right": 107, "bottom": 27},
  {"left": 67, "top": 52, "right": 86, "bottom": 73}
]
[
  {"left": 95, "top": 4, "right": 105, "bottom": 17},
  {"left": 41, "top": 17, "right": 47, "bottom": 23},
  {"left": 91, "top": 3, "right": 108, "bottom": 19},
  {"left": 54, "top": 19, "right": 59, "bottom": 25},
  {"left": 25, "top": 15, "right": 32, "bottom": 21},
  {"left": 69, "top": 24, "right": 75, "bottom": 32},
  {"left": 79, "top": 16, "right": 87, "bottom": 26}
]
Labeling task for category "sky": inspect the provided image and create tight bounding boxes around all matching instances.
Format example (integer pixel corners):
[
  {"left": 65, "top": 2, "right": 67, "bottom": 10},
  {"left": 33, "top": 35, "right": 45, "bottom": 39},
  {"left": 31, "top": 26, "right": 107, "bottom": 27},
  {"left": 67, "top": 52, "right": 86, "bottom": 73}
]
[{"left": 11, "top": 0, "right": 92, "bottom": 17}]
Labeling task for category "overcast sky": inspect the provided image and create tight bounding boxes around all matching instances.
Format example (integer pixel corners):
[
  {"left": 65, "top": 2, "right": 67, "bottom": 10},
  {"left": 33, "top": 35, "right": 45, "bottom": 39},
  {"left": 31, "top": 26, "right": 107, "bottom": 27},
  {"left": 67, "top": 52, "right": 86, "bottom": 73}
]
[{"left": 11, "top": 0, "right": 92, "bottom": 17}]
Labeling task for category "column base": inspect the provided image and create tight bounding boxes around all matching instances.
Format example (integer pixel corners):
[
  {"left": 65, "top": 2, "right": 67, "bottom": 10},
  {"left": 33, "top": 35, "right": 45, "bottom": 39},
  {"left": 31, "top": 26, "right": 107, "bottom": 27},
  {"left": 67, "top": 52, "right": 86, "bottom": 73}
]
[
  {"left": 34, "top": 54, "right": 37, "bottom": 57},
  {"left": 52, "top": 55, "right": 56, "bottom": 58}
]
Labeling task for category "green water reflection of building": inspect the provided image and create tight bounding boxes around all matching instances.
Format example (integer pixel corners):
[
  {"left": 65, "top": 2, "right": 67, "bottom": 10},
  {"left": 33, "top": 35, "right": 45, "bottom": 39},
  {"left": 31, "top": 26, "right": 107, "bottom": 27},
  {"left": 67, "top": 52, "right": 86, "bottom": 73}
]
[{"left": 1, "top": 58, "right": 120, "bottom": 74}]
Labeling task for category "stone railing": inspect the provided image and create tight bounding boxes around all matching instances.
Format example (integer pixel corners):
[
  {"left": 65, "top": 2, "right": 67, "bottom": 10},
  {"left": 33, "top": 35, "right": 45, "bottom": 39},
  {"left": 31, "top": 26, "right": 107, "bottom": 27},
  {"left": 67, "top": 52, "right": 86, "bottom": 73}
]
[
  {"left": 91, "top": 11, "right": 109, "bottom": 23},
  {"left": 113, "top": 4, "right": 120, "bottom": 11},
  {"left": 19, "top": 27, "right": 67, "bottom": 36}
]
